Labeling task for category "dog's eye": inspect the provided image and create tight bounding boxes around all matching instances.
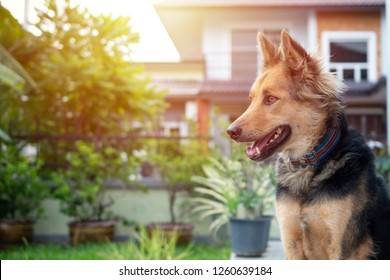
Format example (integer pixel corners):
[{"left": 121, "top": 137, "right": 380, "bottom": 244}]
[{"left": 264, "top": 95, "right": 278, "bottom": 105}]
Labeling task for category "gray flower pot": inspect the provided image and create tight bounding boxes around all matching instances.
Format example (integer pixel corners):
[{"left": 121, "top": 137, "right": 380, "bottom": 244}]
[{"left": 229, "top": 215, "right": 273, "bottom": 257}]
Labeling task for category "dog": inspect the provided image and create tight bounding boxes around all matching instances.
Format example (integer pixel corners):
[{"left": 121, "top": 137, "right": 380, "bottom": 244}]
[{"left": 227, "top": 30, "right": 390, "bottom": 260}]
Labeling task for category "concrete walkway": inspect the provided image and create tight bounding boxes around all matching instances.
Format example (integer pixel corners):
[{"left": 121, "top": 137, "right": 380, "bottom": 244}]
[{"left": 231, "top": 240, "right": 285, "bottom": 260}]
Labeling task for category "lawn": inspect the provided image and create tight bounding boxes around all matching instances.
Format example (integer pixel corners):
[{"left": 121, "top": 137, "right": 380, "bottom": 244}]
[{"left": 0, "top": 242, "right": 231, "bottom": 260}]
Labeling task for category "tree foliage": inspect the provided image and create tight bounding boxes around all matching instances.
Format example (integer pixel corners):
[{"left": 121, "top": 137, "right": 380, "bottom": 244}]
[
  {"left": 0, "top": 146, "right": 49, "bottom": 220},
  {"left": 1, "top": 0, "right": 166, "bottom": 136},
  {"left": 53, "top": 141, "right": 139, "bottom": 221}
]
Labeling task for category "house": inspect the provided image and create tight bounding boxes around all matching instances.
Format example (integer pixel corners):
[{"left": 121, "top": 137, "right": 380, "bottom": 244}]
[{"left": 149, "top": 0, "right": 387, "bottom": 145}]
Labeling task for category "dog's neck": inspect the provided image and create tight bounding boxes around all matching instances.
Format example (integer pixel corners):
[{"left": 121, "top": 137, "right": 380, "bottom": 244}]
[
  {"left": 280, "top": 110, "right": 346, "bottom": 170},
  {"left": 289, "top": 129, "right": 341, "bottom": 170},
  {"left": 285, "top": 129, "right": 342, "bottom": 171}
]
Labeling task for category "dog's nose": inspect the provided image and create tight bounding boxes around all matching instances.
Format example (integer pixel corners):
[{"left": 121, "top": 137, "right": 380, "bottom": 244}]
[{"left": 227, "top": 126, "right": 242, "bottom": 140}]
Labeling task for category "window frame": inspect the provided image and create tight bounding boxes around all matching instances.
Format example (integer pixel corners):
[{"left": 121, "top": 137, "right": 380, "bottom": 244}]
[{"left": 321, "top": 31, "right": 377, "bottom": 83}]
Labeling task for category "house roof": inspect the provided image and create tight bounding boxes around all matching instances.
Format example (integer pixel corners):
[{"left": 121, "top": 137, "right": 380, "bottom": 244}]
[
  {"left": 155, "top": 0, "right": 385, "bottom": 8},
  {"left": 154, "top": 0, "right": 385, "bottom": 61},
  {"left": 199, "top": 78, "right": 386, "bottom": 105},
  {"left": 154, "top": 78, "right": 386, "bottom": 106},
  {"left": 344, "top": 77, "right": 387, "bottom": 106},
  {"left": 151, "top": 80, "right": 200, "bottom": 99},
  {"left": 200, "top": 79, "right": 254, "bottom": 97}
]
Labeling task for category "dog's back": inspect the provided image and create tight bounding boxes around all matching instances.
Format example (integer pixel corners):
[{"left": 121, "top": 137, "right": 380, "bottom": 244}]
[
  {"left": 368, "top": 172, "right": 390, "bottom": 259},
  {"left": 339, "top": 126, "right": 390, "bottom": 259},
  {"left": 371, "top": 189, "right": 390, "bottom": 259}
]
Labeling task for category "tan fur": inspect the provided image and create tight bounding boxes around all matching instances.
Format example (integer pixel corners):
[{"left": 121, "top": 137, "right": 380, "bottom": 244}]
[
  {"left": 276, "top": 194, "right": 373, "bottom": 260},
  {"left": 350, "top": 238, "right": 375, "bottom": 260},
  {"left": 228, "top": 30, "right": 377, "bottom": 259},
  {"left": 276, "top": 162, "right": 375, "bottom": 259},
  {"left": 230, "top": 31, "right": 344, "bottom": 159}
]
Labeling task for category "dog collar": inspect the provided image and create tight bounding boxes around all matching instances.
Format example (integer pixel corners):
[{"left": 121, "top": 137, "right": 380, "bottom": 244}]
[{"left": 288, "top": 129, "right": 341, "bottom": 171}]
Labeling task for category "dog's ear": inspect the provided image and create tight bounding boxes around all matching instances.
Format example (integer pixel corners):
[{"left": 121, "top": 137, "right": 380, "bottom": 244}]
[
  {"left": 280, "top": 30, "right": 339, "bottom": 101},
  {"left": 280, "top": 30, "right": 320, "bottom": 87},
  {"left": 258, "top": 32, "right": 279, "bottom": 67},
  {"left": 280, "top": 30, "right": 309, "bottom": 65}
]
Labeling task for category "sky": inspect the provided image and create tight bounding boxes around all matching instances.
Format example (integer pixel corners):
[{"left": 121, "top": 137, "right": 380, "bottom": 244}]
[{"left": 1, "top": 0, "right": 180, "bottom": 62}]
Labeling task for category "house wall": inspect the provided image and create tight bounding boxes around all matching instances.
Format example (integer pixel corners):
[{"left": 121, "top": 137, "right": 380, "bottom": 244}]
[
  {"left": 143, "top": 62, "right": 204, "bottom": 80},
  {"left": 317, "top": 11, "right": 382, "bottom": 77},
  {"left": 34, "top": 189, "right": 281, "bottom": 242},
  {"left": 202, "top": 9, "right": 309, "bottom": 80},
  {"left": 35, "top": 189, "right": 211, "bottom": 239},
  {"left": 164, "top": 101, "right": 186, "bottom": 122}
]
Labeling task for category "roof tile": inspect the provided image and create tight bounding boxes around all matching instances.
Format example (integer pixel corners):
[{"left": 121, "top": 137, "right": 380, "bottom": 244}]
[
  {"left": 152, "top": 78, "right": 386, "bottom": 105},
  {"left": 155, "top": 0, "right": 385, "bottom": 8}
]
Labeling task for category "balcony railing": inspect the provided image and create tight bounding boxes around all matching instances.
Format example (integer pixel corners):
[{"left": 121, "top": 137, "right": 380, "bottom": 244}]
[{"left": 329, "top": 62, "right": 369, "bottom": 82}]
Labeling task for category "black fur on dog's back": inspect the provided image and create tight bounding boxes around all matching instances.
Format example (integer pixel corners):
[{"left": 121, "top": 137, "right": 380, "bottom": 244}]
[{"left": 276, "top": 115, "right": 390, "bottom": 259}]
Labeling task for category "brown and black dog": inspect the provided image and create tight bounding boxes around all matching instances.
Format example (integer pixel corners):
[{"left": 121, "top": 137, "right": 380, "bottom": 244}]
[{"left": 227, "top": 30, "right": 390, "bottom": 259}]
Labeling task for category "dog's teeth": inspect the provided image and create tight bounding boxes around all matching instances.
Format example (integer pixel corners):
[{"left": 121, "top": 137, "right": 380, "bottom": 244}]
[{"left": 256, "top": 147, "right": 260, "bottom": 155}]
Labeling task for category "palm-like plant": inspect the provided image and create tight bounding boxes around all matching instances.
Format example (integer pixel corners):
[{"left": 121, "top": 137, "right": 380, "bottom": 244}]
[
  {"left": 0, "top": 44, "right": 36, "bottom": 142},
  {"left": 191, "top": 157, "right": 275, "bottom": 235},
  {"left": 0, "top": 44, "right": 36, "bottom": 92}
]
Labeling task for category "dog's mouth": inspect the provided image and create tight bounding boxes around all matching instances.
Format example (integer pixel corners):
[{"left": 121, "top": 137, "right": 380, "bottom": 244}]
[{"left": 246, "top": 125, "right": 291, "bottom": 161}]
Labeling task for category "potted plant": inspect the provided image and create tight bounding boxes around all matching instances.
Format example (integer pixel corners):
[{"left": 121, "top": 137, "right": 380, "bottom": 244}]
[
  {"left": 146, "top": 138, "right": 208, "bottom": 245},
  {"left": 0, "top": 145, "right": 49, "bottom": 248},
  {"left": 191, "top": 153, "right": 276, "bottom": 257},
  {"left": 54, "top": 141, "right": 138, "bottom": 246}
]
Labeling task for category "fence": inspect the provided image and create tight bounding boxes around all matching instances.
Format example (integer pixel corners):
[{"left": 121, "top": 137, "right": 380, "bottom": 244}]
[{"left": 9, "top": 133, "right": 211, "bottom": 171}]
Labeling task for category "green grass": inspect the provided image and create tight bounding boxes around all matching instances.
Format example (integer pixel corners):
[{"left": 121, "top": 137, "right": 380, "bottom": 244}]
[{"left": 0, "top": 242, "right": 231, "bottom": 260}]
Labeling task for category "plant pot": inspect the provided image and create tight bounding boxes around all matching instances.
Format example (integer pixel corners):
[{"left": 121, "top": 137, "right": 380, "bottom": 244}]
[
  {"left": 141, "top": 161, "right": 154, "bottom": 177},
  {"left": 0, "top": 219, "right": 34, "bottom": 249},
  {"left": 145, "top": 222, "right": 194, "bottom": 245},
  {"left": 68, "top": 220, "right": 116, "bottom": 246},
  {"left": 229, "top": 215, "right": 273, "bottom": 257}
]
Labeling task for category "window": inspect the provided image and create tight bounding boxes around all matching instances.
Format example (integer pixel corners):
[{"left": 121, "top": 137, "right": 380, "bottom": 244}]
[
  {"left": 231, "top": 29, "right": 282, "bottom": 80},
  {"left": 321, "top": 31, "right": 377, "bottom": 82},
  {"left": 346, "top": 113, "right": 385, "bottom": 140},
  {"left": 231, "top": 29, "right": 258, "bottom": 79}
]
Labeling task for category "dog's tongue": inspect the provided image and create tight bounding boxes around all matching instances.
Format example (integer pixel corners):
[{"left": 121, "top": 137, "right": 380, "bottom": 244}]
[
  {"left": 246, "top": 146, "right": 256, "bottom": 159},
  {"left": 246, "top": 129, "right": 279, "bottom": 160},
  {"left": 246, "top": 136, "right": 270, "bottom": 160}
]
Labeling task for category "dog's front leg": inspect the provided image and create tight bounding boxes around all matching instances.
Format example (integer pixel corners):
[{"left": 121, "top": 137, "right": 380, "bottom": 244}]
[
  {"left": 279, "top": 219, "right": 307, "bottom": 260},
  {"left": 276, "top": 201, "right": 307, "bottom": 259}
]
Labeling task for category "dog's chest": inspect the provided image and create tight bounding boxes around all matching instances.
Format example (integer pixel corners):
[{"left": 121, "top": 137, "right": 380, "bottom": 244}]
[
  {"left": 275, "top": 195, "right": 355, "bottom": 259},
  {"left": 275, "top": 199, "right": 333, "bottom": 232},
  {"left": 275, "top": 159, "right": 316, "bottom": 191}
]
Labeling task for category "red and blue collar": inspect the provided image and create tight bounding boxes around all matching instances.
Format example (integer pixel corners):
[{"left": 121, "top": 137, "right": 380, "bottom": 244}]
[{"left": 288, "top": 129, "right": 341, "bottom": 171}]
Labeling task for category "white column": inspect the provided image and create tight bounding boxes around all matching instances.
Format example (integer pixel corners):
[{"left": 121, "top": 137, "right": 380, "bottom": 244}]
[
  {"left": 386, "top": 0, "right": 390, "bottom": 153},
  {"left": 382, "top": 8, "right": 388, "bottom": 76},
  {"left": 23, "top": 0, "right": 29, "bottom": 28},
  {"left": 183, "top": 101, "right": 197, "bottom": 136},
  {"left": 307, "top": 10, "right": 318, "bottom": 54},
  {"left": 185, "top": 101, "right": 197, "bottom": 121}
]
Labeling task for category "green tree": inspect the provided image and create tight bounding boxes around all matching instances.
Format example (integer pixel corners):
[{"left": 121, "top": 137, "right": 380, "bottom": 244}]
[{"left": 1, "top": 0, "right": 165, "bottom": 136}]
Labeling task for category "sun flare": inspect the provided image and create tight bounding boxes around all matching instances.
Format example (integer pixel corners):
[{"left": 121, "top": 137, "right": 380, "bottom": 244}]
[{"left": 1, "top": 0, "right": 179, "bottom": 62}]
